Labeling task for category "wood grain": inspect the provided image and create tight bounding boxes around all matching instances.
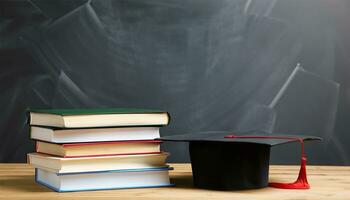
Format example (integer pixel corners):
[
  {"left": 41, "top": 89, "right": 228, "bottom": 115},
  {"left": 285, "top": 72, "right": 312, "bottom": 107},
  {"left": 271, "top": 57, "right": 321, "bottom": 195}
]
[{"left": 0, "top": 164, "right": 349, "bottom": 200}]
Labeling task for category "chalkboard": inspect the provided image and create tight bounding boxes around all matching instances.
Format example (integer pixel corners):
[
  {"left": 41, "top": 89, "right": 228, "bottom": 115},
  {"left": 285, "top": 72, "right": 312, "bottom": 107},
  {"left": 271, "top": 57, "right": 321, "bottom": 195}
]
[{"left": 0, "top": 0, "right": 350, "bottom": 164}]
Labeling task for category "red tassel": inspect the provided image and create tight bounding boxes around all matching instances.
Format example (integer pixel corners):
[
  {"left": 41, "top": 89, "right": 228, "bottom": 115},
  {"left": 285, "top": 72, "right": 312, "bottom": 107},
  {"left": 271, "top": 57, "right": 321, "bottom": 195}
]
[
  {"left": 269, "top": 155, "right": 309, "bottom": 189},
  {"left": 224, "top": 134, "right": 310, "bottom": 189}
]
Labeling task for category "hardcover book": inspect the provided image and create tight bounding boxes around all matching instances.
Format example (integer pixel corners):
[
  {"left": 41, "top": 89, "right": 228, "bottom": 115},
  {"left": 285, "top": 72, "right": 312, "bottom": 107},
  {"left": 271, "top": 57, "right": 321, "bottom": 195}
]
[
  {"left": 36, "top": 140, "right": 161, "bottom": 158},
  {"left": 35, "top": 167, "right": 173, "bottom": 192},
  {"left": 30, "top": 126, "right": 160, "bottom": 143},
  {"left": 29, "top": 108, "right": 170, "bottom": 128},
  {"left": 28, "top": 152, "right": 169, "bottom": 173}
]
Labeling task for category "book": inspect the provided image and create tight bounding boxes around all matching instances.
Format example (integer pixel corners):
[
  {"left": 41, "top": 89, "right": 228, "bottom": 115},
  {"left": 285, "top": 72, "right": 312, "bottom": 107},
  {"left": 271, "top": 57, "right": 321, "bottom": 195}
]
[
  {"left": 28, "top": 152, "right": 169, "bottom": 173},
  {"left": 29, "top": 108, "right": 170, "bottom": 128},
  {"left": 30, "top": 126, "right": 160, "bottom": 143},
  {"left": 35, "top": 167, "right": 173, "bottom": 192},
  {"left": 36, "top": 140, "right": 161, "bottom": 158}
]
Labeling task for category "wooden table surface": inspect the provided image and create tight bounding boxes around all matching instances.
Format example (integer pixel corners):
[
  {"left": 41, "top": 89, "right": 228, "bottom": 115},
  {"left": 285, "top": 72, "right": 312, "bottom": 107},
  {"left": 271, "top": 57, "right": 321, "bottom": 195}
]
[{"left": 0, "top": 164, "right": 349, "bottom": 200}]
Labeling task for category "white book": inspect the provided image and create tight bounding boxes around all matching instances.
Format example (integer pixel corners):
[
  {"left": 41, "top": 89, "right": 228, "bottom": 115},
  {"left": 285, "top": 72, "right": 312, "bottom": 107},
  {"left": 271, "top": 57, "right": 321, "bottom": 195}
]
[
  {"left": 35, "top": 167, "right": 173, "bottom": 192},
  {"left": 28, "top": 152, "right": 169, "bottom": 173},
  {"left": 30, "top": 126, "right": 160, "bottom": 143}
]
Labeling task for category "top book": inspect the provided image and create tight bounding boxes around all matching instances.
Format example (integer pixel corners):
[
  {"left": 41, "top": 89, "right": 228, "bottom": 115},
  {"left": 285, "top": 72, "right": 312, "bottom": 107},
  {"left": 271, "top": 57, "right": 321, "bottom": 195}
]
[{"left": 28, "top": 108, "right": 170, "bottom": 128}]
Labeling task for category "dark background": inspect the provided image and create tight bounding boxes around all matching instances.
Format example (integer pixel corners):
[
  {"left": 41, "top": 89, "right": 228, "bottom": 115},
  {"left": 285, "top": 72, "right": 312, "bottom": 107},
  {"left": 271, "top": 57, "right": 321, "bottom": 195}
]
[{"left": 1, "top": 0, "right": 350, "bottom": 165}]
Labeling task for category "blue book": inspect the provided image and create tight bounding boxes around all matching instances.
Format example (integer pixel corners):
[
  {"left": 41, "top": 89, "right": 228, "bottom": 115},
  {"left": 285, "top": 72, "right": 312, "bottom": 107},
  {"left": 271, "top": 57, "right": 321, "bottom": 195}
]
[{"left": 35, "top": 167, "right": 174, "bottom": 192}]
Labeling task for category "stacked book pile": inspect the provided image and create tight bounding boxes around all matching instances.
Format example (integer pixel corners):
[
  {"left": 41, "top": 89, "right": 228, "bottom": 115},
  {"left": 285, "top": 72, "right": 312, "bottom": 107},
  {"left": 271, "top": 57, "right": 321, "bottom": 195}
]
[{"left": 27, "top": 108, "right": 172, "bottom": 192}]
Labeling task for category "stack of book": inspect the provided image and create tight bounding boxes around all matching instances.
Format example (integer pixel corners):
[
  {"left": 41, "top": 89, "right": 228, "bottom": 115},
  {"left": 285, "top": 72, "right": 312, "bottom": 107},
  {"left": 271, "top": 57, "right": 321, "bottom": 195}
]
[{"left": 27, "top": 108, "right": 172, "bottom": 192}]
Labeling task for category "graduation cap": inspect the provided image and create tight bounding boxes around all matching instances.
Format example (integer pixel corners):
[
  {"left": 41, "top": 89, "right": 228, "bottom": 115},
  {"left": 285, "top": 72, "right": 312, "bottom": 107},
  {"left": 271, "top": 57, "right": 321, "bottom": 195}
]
[{"left": 159, "top": 131, "right": 322, "bottom": 190}]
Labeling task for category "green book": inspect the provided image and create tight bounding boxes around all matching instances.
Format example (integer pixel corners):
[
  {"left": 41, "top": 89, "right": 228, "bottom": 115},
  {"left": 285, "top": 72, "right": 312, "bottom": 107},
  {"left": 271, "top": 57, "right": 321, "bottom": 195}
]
[{"left": 28, "top": 108, "right": 170, "bottom": 128}]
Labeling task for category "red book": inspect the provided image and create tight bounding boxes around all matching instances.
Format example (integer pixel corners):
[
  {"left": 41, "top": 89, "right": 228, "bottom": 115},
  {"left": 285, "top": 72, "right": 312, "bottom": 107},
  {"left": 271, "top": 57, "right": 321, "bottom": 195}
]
[{"left": 36, "top": 140, "right": 161, "bottom": 158}]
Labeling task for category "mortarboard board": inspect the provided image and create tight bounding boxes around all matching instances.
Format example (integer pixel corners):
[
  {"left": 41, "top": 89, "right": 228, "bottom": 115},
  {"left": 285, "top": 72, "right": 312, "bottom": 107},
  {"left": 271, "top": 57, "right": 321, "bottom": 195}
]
[{"left": 158, "top": 131, "right": 322, "bottom": 190}]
